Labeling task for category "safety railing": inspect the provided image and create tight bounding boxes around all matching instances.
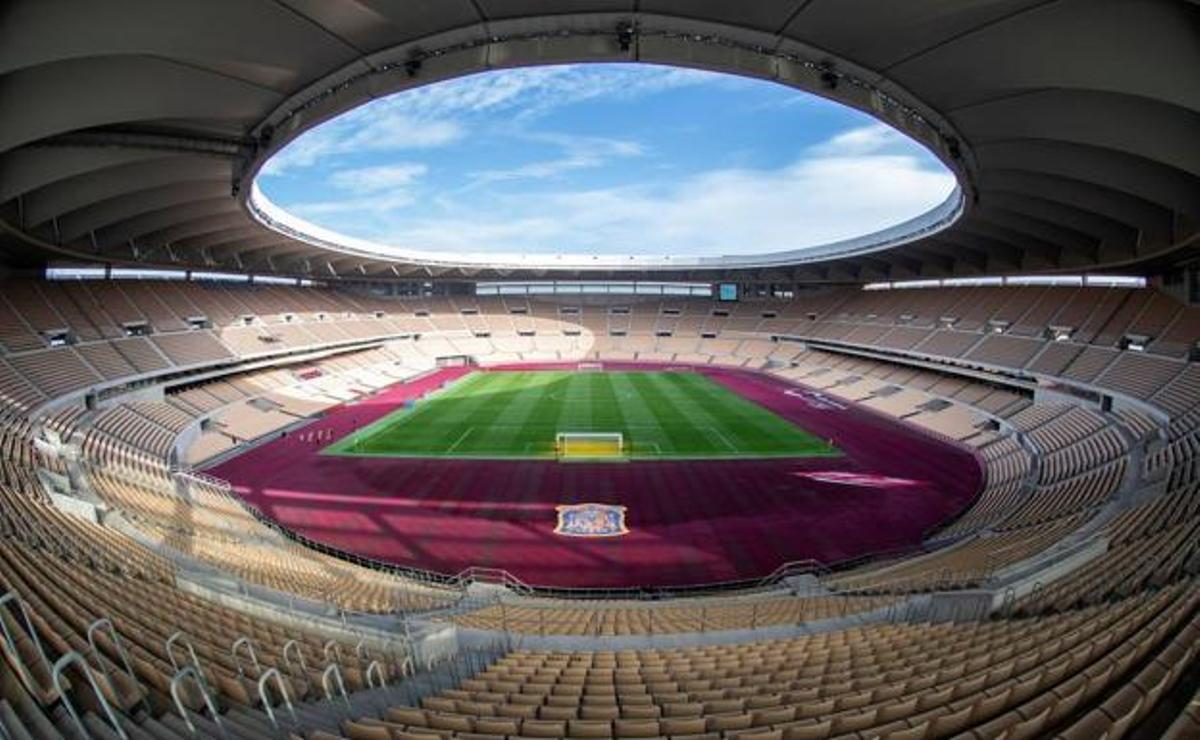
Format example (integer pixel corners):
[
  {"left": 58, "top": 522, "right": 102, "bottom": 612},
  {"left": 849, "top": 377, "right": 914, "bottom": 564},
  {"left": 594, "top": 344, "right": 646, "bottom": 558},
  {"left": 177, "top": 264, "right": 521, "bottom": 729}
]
[
  {"left": 231, "top": 635, "right": 260, "bottom": 679},
  {"left": 451, "top": 588, "right": 915, "bottom": 637},
  {"left": 170, "top": 665, "right": 226, "bottom": 738},
  {"left": 53, "top": 651, "right": 128, "bottom": 740},
  {"left": 87, "top": 617, "right": 143, "bottom": 706},
  {"left": 258, "top": 668, "right": 298, "bottom": 732},
  {"left": 0, "top": 591, "right": 52, "bottom": 699},
  {"left": 321, "top": 663, "right": 351, "bottom": 709}
]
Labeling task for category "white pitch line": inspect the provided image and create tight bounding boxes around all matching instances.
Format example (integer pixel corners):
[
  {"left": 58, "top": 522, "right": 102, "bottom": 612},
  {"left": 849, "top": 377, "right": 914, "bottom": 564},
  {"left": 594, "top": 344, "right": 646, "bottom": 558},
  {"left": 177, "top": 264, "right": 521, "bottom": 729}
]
[
  {"left": 705, "top": 426, "right": 738, "bottom": 453},
  {"left": 447, "top": 427, "right": 475, "bottom": 453}
]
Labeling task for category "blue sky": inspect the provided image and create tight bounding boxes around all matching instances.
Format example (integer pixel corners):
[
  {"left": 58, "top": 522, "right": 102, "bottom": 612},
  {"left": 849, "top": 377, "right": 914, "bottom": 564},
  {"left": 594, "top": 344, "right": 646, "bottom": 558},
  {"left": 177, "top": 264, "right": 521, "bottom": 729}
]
[{"left": 258, "top": 64, "right": 955, "bottom": 257}]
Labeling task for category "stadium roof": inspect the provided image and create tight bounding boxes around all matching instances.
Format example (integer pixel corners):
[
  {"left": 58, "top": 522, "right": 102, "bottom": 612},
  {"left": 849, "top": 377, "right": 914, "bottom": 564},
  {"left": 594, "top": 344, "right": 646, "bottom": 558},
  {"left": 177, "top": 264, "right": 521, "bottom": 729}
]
[{"left": 1, "top": 0, "right": 1196, "bottom": 283}]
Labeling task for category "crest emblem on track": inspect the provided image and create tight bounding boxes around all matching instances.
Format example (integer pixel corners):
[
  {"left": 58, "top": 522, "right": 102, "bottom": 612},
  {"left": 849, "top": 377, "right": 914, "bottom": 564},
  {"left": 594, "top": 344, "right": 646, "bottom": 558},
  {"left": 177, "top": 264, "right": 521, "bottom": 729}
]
[{"left": 554, "top": 503, "right": 629, "bottom": 537}]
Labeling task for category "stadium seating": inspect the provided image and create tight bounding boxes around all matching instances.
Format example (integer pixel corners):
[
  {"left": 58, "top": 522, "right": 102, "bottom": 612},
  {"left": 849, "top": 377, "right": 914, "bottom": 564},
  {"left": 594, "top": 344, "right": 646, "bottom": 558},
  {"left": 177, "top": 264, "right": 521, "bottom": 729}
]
[
  {"left": 452, "top": 595, "right": 897, "bottom": 636},
  {"left": 0, "top": 278, "right": 1196, "bottom": 737},
  {"left": 326, "top": 582, "right": 1200, "bottom": 739}
]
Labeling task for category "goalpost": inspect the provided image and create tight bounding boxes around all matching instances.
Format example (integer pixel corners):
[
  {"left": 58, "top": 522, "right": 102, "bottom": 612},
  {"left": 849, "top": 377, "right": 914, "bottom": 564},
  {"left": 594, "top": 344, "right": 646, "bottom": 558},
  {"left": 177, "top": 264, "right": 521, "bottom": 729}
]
[{"left": 556, "top": 431, "right": 626, "bottom": 460}]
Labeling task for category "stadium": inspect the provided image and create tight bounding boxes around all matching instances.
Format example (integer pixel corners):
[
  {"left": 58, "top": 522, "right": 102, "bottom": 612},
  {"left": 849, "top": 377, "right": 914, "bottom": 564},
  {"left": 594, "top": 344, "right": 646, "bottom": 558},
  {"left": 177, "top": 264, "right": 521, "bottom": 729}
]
[{"left": 0, "top": 1, "right": 1198, "bottom": 738}]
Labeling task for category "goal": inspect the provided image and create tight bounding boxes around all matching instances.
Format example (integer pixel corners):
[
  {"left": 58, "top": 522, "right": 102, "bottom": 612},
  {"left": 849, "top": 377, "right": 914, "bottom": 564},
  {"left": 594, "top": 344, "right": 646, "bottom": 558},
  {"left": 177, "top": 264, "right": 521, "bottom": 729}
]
[{"left": 556, "top": 432, "right": 625, "bottom": 460}]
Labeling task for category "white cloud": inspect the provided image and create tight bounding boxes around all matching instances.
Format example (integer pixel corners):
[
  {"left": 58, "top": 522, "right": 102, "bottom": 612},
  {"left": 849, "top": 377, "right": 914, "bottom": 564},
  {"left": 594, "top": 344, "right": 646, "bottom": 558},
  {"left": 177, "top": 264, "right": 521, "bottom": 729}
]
[
  {"left": 262, "top": 114, "right": 461, "bottom": 175},
  {"left": 808, "top": 123, "right": 907, "bottom": 157},
  {"left": 260, "top": 65, "right": 719, "bottom": 175},
  {"left": 289, "top": 162, "right": 429, "bottom": 217},
  {"left": 291, "top": 191, "right": 419, "bottom": 217},
  {"left": 468, "top": 134, "right": 644, "bottom": 187},
  {"left": 391, "top": 64, "right": 722, "bottom": 122},
  {"left": 329, "top": 163, "right": 428, "bottom": 193},
  {"left": 345, "top": 143, "right": 955, "bottom": 256}
]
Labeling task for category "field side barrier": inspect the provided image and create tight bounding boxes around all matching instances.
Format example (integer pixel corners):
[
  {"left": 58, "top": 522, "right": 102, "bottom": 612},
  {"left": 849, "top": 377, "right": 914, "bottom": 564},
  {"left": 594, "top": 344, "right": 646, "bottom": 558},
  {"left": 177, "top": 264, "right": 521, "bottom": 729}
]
[
  {"left": 455, "top": 584, "right": 947, "bottom": 638},
  {"left": 171, "top": 469, "right": 468, "bottom": 603}
]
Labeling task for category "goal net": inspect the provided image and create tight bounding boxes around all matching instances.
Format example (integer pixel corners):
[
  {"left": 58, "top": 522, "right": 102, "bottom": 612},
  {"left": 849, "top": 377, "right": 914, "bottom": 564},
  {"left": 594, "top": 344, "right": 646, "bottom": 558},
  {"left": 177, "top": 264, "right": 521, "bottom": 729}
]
[
  {"left": 556, "top": 432, "right": 625, "bottom": 460},
  {"left": 577, "top": 362, "right": 604, "bottom": 372}
]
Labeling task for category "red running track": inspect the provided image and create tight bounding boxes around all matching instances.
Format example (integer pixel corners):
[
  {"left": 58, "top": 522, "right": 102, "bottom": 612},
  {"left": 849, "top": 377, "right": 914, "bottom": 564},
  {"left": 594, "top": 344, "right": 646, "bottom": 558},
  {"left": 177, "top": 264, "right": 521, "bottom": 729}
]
[{"left": 209, "top": 363, "right": 982, "bottom": 589}]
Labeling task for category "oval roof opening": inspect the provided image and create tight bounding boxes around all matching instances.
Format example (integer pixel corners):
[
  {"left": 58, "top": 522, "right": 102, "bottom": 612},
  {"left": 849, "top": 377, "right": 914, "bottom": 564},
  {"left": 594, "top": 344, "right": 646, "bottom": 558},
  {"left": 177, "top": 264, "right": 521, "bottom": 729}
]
[{"left": 253, "top": 63, "right": 959, "bottom": 269}]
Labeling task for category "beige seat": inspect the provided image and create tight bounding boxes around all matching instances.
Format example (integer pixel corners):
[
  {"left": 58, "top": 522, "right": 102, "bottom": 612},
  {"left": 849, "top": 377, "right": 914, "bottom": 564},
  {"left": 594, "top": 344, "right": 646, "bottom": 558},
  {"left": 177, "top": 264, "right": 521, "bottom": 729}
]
[
  {"left": 476, "top": 718, "right": 521, "bottom": 735},
  {"left": 881, "top": 720, "right": 929, "bottom": 740},
  {"left": 707, "top": 713, "right": 753, "bottom": 732},
  {"left": 568, "top": 720, "right": 614, "bottom": 738},
  {"left": 830, "top": 709, "right": 878, "bottom": 734},
  {"left": 659, "top": 717, "right": 707, "bottom": 735},
  {"left": 780, "top": 720, "right": 833, "bottom": 740},
  {"left": 387, "top": 708, "right": 429, "bottom": 727},
  {"left": 343, "top": 722, "right": 392, "bottom": 740},
  {"left": 1056, "top": 709, "right": 1115, "bottom": 740},
  {"left": 620, "top": 705, "right": 661, "bottom": 719},
  {"left": 998, "top": 705, "right": 1054, "bottom": 740},
  {"left": 428, "top": 713, "right": 474, "bottom": 733},
  {"left": 928, "top": 704, "right": 974, "bottom": 736},
  {"left": 522, "top": 719, "right": 569, "bottom": 738},
  {"left": 613, "top": 719, "right": 660, "bottom": 738}
]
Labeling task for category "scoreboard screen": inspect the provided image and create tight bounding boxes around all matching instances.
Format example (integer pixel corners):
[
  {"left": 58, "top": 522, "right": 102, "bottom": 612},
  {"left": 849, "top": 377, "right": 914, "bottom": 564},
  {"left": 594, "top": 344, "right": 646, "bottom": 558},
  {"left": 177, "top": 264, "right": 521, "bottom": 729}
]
[{"left": 717, "top": 283, "right": 738, "bottom": 302}]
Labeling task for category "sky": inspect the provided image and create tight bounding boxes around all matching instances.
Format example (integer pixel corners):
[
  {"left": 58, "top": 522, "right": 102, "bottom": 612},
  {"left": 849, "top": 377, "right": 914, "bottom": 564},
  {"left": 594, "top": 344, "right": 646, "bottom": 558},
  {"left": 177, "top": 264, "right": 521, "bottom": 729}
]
[{"left": 257, "top": 63, "right": 956, "bottom": 258}]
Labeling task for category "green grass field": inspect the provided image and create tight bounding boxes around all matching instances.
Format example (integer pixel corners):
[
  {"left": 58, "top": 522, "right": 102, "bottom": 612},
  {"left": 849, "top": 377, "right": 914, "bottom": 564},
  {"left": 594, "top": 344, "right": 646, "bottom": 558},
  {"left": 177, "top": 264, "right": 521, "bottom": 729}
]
[{"left": 324, "top": 370, "right": 837, "bottom": 461}]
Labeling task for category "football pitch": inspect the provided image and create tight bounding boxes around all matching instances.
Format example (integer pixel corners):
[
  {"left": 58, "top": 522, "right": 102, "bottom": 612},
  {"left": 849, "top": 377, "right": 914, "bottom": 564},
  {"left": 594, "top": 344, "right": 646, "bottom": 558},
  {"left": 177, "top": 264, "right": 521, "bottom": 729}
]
[{"left": 324, "top": 370, "right": 838, "bottom": 461}]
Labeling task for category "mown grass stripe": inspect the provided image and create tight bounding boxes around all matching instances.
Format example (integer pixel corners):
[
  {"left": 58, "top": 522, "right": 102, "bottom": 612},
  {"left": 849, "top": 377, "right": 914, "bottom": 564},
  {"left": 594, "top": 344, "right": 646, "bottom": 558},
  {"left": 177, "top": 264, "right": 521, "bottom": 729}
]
[
  {"left": 606, "top": 373, "right": 667, "bottom": 456},
  {"left": 329, "top": 370, "right": 835, "bottom": 461},
  {"left": 643, "top": 371, "right": 747, "bottom": 455},
  {"left": 626, "top": 372, "right": 707, "bottom": 454},
  {"left": 407, "top": 371, "right": 522, "bottom": 453},
  {"left": 663, "top": 372, "right": 802, "bottom": 453},
  {"left": 470, "top": 371, "right": 561, "bottom": 456}
]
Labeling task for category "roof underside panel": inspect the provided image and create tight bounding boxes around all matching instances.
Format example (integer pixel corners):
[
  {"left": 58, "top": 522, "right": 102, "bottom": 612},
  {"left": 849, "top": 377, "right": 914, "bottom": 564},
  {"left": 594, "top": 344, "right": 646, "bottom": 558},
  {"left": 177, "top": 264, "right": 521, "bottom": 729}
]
[{"left": 0, "top": 0, "right": 1195, "bottom": 282}]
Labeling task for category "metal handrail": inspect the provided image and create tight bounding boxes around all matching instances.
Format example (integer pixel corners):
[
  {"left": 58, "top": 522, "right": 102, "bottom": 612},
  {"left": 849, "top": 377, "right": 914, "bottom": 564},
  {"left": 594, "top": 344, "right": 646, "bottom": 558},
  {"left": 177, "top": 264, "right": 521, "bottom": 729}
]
[
  {"left": 165, "top": 632, "right": 207, "bottom": 687},
  {"left": 0, "top": 592, "right": 52, "bottom": 699},
  {"left": 758, "top": 559, "right": 831, "bottom": 584},
  {"left": 87, "top": 617, "right": 143, "bottom": 704},
  {"left": 320, "top": 663, "right": 351, "bottom": 708},
  {"left": 170, "top": 665, "right": 227, "bottom": 738},
  {"left": 222, "top": 491, "right": 466, "bottom": 594},
  {"left": 53, "top": 651, "right": 128, "bottom": 740},
  {"left": 354, "top": 639, "right": 371, "bottom": 665},
  {"left": 281, "top": 639, "right": 307, "bottom": 676},
  {"left": 365, "top": 659, "right": 386, "bottom": 689},
  {"left": 257, "top": 668, "right": 297, "bottom": 731},
  {"left": 231, "top": 636, "right": 260, "bottom": 679},
  {"left": 323, "top": 640, "right": 341, "bottom": 665}
]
